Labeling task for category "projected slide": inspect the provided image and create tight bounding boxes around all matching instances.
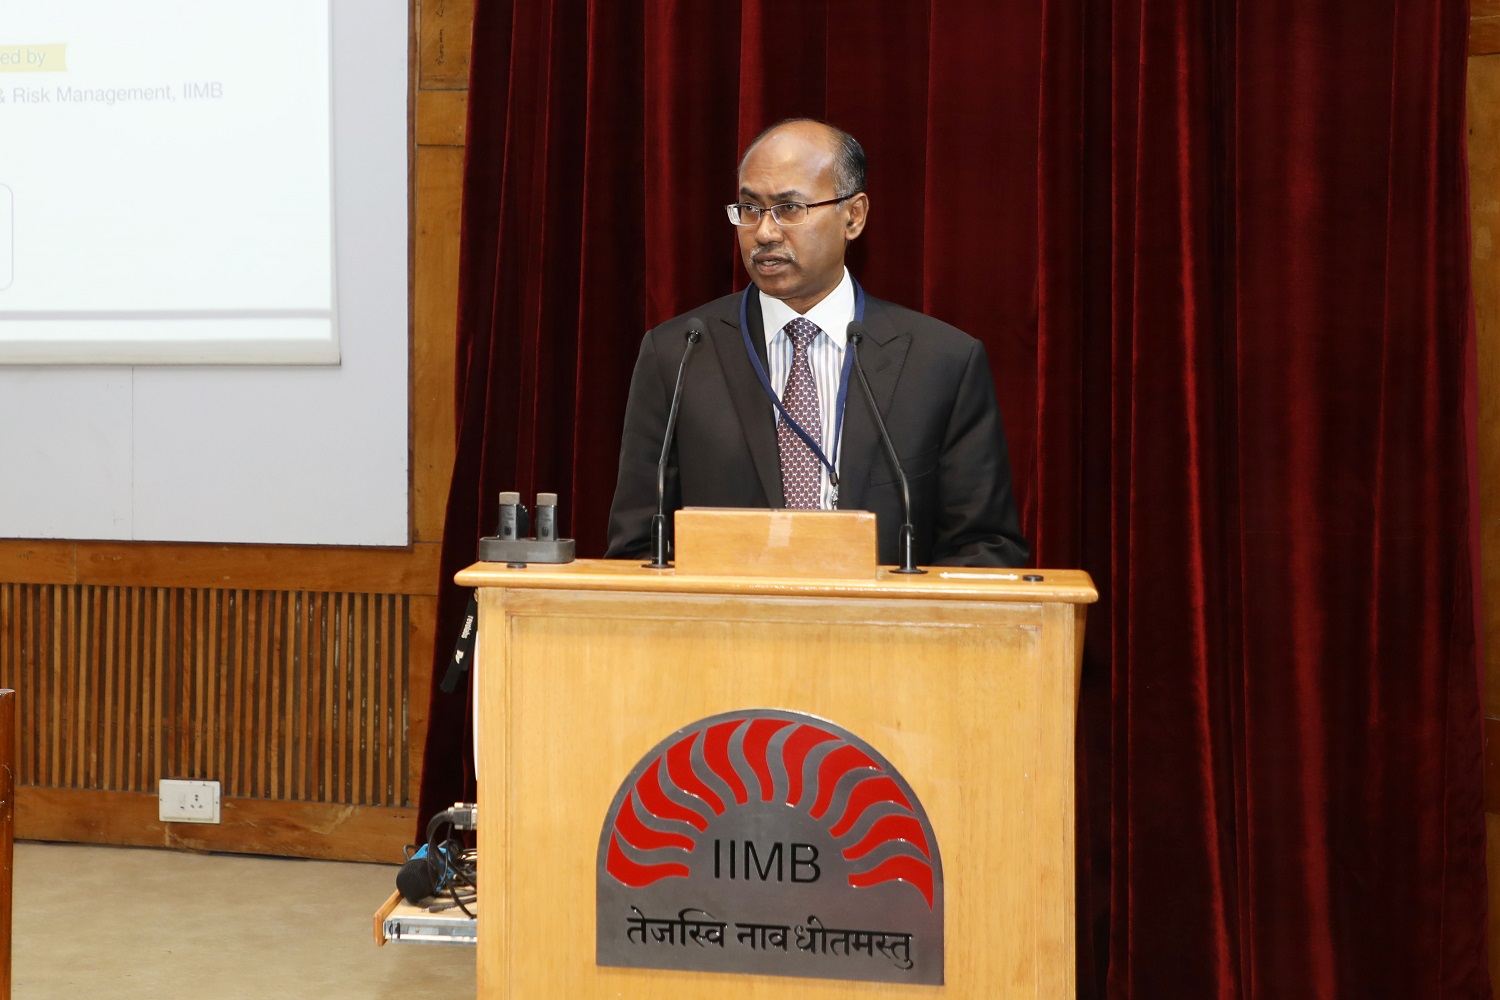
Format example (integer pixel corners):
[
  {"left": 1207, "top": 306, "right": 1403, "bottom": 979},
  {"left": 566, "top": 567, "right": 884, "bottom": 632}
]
[{"left": 0, "top": 2, "right": 335, "bottom": 363}]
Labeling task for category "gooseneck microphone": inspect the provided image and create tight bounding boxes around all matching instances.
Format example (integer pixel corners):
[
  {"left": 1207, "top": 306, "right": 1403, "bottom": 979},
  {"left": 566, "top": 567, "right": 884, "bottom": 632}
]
[
  {"left": 848, "top": 322, "right": 926, "bottom": 575},
  {"left": 646, "top": 317, "right": 705, "bottom": 568}
]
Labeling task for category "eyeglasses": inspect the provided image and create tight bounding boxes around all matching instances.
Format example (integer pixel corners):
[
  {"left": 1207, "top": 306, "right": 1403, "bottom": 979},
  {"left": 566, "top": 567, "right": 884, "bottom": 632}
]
[{"left": 724, "top": 194, "right": 860, "bottom": 227}]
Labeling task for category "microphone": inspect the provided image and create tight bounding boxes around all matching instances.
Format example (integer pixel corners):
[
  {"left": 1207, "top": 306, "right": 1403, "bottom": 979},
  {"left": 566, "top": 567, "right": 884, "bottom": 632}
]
[
  {"left": 646, "top": 317, "right": 705, "bottom": 568},
  {"left": 396, "top": 843, "right": 449, "bottom": 904},
  {"left": 848, "top": 321, "right": 926, "bottom": 575}
]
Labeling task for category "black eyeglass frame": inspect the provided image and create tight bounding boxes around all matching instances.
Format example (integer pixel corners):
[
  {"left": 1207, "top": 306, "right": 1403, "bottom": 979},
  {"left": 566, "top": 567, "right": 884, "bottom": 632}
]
[{"left": 724, "top": 193, "right": 862, "bottom": 227}]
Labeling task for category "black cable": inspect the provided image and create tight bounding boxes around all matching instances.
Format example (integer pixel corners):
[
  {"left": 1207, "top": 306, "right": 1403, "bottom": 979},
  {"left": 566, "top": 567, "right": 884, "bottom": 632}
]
[
  {"left": 434, "top": 844, "right": 477, "bottom": 918},
  {"left": 440, "top": 872, "right": 476, "bottom": 918},
  {"left": 408, "top": 806, "right": 478, "bottom": 916}
]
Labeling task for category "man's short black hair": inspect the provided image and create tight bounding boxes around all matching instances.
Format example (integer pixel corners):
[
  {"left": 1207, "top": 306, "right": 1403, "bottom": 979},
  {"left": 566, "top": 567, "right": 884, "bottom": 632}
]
[{"left": 741, "top": 119, "right": 867, "bottom": 197}]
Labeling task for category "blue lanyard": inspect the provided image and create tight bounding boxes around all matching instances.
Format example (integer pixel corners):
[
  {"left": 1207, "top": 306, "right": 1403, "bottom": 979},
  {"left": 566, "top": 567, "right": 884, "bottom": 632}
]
[{"left": 738, "top": 280, "right": 866, "bottom": 506}]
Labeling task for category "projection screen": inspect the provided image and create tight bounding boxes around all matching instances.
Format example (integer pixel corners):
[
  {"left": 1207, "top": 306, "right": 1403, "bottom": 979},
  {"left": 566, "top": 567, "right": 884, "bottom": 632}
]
[{"left": 0, "top": 1, "right": 337, "bottom": 364}]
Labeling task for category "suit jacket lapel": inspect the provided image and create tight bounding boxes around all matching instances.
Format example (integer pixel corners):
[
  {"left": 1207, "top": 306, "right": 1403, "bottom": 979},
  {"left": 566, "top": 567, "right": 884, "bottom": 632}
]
[
  {"left": 708, "top": 292, "right": 784, "bottom": 506},
  {"left": 838, "top": 299, "right": 911, "bottom": 512}
]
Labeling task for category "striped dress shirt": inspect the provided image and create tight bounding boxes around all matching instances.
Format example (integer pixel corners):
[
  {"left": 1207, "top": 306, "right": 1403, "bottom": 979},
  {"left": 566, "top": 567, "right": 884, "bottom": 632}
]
[{"left": 760, "top": 269, "right": 855, "bottom": 510}]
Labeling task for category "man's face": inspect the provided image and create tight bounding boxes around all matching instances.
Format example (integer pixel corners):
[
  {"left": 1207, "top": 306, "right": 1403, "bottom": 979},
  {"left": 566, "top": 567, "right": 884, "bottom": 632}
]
[{"left": 736, "top": 125, "right": 867, "bottom": 315}]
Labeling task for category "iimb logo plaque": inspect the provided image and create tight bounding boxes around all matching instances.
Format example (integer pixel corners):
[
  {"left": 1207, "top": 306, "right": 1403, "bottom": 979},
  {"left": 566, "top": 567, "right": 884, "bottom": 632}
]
[{"left": 595, "top": 709, "right": 944, "bottom": 985}]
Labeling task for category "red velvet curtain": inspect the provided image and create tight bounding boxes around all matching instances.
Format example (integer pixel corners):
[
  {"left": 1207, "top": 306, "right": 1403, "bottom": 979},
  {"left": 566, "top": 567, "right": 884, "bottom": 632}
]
[{"left": 419, "top": 1, "right": 1488, "bottom": 995}]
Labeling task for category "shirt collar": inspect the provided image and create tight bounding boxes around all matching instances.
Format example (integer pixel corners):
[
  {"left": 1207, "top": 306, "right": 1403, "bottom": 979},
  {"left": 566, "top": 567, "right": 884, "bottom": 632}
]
[{"left": 759, "top": 268, "right": 854, "bottom": 349}]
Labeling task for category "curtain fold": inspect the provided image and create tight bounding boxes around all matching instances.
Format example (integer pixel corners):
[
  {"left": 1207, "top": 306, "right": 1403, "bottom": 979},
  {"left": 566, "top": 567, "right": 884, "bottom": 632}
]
[{"left": 419, "top": 2, "right": 1488, "bottom": 994}]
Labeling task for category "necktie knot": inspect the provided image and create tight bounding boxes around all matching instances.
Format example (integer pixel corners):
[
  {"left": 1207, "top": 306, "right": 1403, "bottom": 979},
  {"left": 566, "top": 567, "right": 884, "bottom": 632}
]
[{"left": 786, "top": 317, "right": 820, "bottom": 350}]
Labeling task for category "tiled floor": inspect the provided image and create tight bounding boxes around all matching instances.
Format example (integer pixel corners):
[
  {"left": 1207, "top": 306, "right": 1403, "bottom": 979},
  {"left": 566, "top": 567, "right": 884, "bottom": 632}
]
[{"left": 11, "top": 841, "right": 476, "bottom": 999}]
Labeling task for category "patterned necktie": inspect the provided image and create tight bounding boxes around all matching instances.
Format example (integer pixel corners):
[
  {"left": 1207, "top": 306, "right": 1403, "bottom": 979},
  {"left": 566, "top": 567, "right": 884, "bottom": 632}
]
[{"left": 778, "top": 317, "right": 824, "bottom": 509}]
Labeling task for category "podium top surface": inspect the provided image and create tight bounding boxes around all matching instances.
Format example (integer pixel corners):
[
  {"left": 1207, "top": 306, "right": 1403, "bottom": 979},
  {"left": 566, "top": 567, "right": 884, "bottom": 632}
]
[{"left": 456, "top": 558, "right": 1097, "bottom": 604}]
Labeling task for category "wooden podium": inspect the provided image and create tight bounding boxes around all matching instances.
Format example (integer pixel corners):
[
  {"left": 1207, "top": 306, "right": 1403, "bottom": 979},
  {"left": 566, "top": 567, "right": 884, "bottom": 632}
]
[{"left": 457, "top": 511, "right": 1095, "bottom": 998}]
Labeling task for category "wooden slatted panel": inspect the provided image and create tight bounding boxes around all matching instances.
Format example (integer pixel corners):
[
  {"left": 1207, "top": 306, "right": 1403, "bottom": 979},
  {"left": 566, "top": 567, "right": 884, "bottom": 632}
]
[{"left": 0, "top": 584, "right": 410, "bottom": 807}]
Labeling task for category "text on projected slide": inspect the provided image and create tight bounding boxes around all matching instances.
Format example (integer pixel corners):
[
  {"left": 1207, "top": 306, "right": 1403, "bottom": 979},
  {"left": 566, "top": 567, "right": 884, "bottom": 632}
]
[{"left": 0, "top": 3, "right": 336, "bottom": 363}]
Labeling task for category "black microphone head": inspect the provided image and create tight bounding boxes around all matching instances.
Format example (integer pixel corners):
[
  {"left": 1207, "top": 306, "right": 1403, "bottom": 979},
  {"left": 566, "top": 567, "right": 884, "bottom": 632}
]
[
  {"left": 685, "top": 317, "right": 705, "bottom": 343},
  {"left": 396, "top": 846, "right": 444, "bottom": 904},
  {"left": 847, "top": 320, "right": 868, "bottom": 346}
]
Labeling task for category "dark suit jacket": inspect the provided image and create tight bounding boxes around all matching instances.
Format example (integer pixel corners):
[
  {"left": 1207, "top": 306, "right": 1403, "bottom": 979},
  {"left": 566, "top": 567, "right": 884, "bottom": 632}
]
[{"left": 604, "top": 289, "right": 1029, "bottom": 567}]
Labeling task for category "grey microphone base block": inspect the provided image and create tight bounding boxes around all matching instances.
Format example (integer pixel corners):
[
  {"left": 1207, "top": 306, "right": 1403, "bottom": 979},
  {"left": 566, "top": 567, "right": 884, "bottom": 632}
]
[{"left": 477, "top": 536, "right": 576, "bottom": 565}]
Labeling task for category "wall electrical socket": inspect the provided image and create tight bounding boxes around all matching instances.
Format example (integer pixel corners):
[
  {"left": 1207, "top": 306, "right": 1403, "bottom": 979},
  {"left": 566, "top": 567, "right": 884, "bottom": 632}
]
[{"left": 158, "top": 779, "right": 221, "bottom": 824}]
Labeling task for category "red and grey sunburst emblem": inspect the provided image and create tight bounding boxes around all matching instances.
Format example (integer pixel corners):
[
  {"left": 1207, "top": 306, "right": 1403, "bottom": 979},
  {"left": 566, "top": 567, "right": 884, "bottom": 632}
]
[{"left": 600, "top": 710, "right": 940, "bottom": 909}]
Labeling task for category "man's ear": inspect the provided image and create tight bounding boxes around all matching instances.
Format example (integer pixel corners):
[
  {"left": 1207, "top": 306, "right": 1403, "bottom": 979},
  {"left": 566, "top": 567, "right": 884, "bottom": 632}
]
[{"left": 844, "top": 192, "right": 869, "bottom": 241}]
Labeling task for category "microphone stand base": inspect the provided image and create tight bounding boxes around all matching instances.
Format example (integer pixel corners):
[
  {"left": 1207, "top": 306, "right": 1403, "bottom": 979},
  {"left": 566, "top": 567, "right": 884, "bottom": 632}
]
[
  {"left": 892, "top": 524, "right": 926, "bottom": 575},
  {"left": 645, "top": 513, "right": 672, "bottom": 569}
]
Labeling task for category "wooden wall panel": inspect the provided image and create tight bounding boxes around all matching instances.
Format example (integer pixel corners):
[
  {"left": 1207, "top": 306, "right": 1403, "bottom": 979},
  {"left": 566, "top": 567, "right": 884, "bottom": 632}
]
[
  {"left": 0, "top": 585, "right": 412, "bottom": 808},
  {"left": 405, "top": 594, "right": 440, "bottom": 805},
  {"left": 416, "top": 89, "right": 468, "bottom": 147},
  {"left": 418, "top": 0, "right": 472, "bottom": 90},
  {"left": 413, "top": 0, "right": 468, "bottom": 544},
  {"left": 0, "top": 539, "right": 441, "bottom": 595},
  {"left": 1476, "top": 19, "right": 1500, "bottom": 55},
  {"left": 1477, "top": 0, "right": 1500, "bottom": 55},
  {"left": 1472, "top": 0, "right": 1500, "bottom": 981},
  {"left": 16, "top": 788, "right": 412, "bottom": 863},
  {"left": 1471, "top": 53, "right": 1500, "bottom": 719},
  {"left": 414, "top": 144, "right": 465, "bottom": 543},
  {"left": 0, "top": 689, "right": 11, "bottom": 999}
]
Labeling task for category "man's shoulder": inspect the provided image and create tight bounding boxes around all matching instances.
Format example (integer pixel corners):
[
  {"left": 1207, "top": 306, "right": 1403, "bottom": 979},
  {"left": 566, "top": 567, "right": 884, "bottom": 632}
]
[
  {"left": 863, "top": 295, "right": 978, "bottom": 351},
  {"left": 646, "top": 291, "right": 742, "bottom": 338}
]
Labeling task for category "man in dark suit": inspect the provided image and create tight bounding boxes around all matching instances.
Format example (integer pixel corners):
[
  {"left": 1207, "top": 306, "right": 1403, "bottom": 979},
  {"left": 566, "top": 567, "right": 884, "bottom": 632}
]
[{"left": 605, "top": 119, "right": 1028, "bottom": 567}]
